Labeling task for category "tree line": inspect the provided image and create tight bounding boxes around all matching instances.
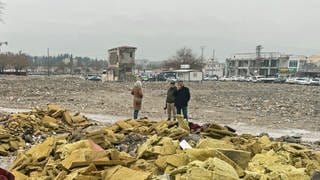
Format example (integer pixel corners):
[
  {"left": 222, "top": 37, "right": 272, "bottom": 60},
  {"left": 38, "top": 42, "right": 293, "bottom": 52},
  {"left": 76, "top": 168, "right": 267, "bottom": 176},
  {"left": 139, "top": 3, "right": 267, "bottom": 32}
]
[
  {"left": 0, "top": 52, "right": 29, "bottom": 72},
  {"left": 0, "top": 52, "right": 107, "bottom": 74}
]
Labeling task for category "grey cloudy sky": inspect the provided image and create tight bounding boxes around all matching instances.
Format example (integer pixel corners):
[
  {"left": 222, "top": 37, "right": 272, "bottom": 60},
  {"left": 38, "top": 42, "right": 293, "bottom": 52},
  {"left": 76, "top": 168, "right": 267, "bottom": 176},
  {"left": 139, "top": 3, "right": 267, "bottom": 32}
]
[{"left": 1, "top": 0, "right": 320, "bottom": 61}]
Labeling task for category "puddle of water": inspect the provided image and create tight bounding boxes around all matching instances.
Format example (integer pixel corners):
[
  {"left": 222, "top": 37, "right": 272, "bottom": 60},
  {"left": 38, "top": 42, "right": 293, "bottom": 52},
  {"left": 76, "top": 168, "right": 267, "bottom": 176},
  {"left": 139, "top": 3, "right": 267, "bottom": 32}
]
[
  {"left": 84, "top": 113, "right": 127, "bottom": 124},
  {"left": 227, "top": 122, "right": 320, "bottom": 142}
]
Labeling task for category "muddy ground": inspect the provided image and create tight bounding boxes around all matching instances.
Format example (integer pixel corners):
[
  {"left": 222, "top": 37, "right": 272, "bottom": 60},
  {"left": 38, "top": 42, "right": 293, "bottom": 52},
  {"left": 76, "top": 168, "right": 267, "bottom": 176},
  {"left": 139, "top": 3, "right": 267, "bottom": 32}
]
[{"left": 0, "top": 75, "right": 319, "bottom": 132}]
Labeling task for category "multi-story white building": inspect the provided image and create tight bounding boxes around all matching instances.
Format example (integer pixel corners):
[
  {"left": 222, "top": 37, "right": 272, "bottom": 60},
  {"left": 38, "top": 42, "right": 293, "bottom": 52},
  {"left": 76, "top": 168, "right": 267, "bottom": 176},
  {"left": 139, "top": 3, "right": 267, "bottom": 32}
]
[{"left": 203, "top": 58, "right": 225, "bottom": 78}]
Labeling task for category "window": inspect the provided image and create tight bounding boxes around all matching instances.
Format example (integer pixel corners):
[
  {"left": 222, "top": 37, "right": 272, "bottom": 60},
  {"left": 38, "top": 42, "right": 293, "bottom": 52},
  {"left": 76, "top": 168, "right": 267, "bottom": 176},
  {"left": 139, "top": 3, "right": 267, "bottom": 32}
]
[
  {"left": 270, "top": 69, "right": 278, "bottom": 75},
  {"left": 289, "top": 60, "right": 298, "bottom": 67},
  {"left": 239, "top": 60, "right": 248, "bottom": 67},
  {"left": 271, "top": 60, "right": 279, "bottom": 67},
  {"left": 260, "top": 60, "right": 269, "bottom": 67},
  {"left": 193, "top": 72, "right": 197, "bottom": 77},
  {"left": 130, "top": 52, "right": 133, "bottom": 58}
]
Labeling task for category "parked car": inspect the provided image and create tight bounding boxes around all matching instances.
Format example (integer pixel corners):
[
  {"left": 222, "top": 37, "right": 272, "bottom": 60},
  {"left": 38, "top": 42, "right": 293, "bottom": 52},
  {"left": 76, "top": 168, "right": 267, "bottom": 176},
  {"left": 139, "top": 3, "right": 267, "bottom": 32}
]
[
  {"left": 310, "top": 78, "right": 320, "bottom": 86},
  {"left": 219, "top": 77, "right": 233, "bottom": 81},
  {"left": 203, "top": 75, "right": 218, "bottom": 81},
  {"left": 251, "top": 76, "right": 265, "bottom": 83},
  {"left": 87, "top": 75, "right": 102, "bottom": 81},
  {"left": 156, "top": 73, "right": 166, "bottom": 81},
  {"left": 273, "top": 77, "right": 287, "bottom": 83},
  {"left": 258, "top": 77, "right": 278, "bottom": 83},
  {"left": 237, "top": 76, "right": 246, "bottom": 82},
  {"left": 285, "top": 77, "right": 296, "bottom": 84},
  {"left": 140, "top": 75, "right": 149, "bottom": 81},
  {"left": 294, "top": 78, "right": 310, "bottom": 85},
  {"left": 166, "top": 76, "right": 178, "bottom": 82}
]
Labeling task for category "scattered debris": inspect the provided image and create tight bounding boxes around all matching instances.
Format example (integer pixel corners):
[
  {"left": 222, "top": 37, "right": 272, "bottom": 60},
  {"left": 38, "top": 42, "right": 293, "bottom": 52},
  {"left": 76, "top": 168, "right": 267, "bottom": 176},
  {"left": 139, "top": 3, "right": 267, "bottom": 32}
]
[
  {"left": 7, "top": 112, "right": 320, "bottom": 179},
  {"left": 0, "top": 104, "right": 93, "bottom": 156}
]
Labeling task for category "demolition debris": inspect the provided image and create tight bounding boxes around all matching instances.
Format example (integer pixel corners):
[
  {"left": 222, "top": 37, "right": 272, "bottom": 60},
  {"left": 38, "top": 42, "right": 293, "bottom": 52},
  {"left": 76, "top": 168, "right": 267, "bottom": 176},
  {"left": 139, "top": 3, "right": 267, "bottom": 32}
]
[
  {"left": 0, "top": 104, "right": 93, "bottom": 156},
  {"left": 2, "top": 106, "right": 319, "bottom": 179}
]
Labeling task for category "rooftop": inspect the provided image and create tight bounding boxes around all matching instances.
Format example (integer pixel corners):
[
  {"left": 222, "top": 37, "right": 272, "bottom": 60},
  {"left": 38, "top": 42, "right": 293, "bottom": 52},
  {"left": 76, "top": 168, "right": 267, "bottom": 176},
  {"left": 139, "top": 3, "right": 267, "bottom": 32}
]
[{"left": 108, "top": 46, "right": 137, "bottom": 51}]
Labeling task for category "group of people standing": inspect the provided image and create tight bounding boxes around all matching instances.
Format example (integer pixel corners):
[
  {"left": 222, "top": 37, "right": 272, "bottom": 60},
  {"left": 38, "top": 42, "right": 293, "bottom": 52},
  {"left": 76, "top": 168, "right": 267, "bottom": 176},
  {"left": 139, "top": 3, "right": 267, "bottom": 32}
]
[{"left": 131, "top": 79, "right": 190, "bottom": 120}]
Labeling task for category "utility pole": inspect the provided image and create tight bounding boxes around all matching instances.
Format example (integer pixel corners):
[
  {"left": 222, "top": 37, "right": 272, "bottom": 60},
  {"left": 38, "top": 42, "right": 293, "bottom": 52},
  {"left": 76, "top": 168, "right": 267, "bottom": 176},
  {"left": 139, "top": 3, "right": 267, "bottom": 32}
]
[
  {"left": 200, "top": 46, "right": 205, "bottom": 61},
  {"left": 70, "top": 54, "right": 73, "bottom": 75},
  {"left": 47, "top": 48, "right": 50, "bottom": 76},
  {"left": 212, "top": 49, "right": 215, "bottom": 61}
]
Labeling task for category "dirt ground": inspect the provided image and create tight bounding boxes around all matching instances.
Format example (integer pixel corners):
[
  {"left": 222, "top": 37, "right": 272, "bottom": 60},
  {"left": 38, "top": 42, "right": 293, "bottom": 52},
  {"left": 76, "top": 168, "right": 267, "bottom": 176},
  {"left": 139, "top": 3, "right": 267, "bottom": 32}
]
[
  {"left": 0, "top": 75, "right": 319, "bottom": 132},
  {"left": 0, "top": 75, "right": 319, "bottom": 168}
]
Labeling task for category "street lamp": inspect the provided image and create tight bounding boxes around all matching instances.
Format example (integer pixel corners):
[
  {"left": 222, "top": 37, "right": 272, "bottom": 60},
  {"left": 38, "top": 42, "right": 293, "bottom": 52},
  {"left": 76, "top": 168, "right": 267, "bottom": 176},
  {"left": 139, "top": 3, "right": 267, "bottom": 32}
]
[{"left": 0, "top": 41, "right": 8, "bottom": 53}]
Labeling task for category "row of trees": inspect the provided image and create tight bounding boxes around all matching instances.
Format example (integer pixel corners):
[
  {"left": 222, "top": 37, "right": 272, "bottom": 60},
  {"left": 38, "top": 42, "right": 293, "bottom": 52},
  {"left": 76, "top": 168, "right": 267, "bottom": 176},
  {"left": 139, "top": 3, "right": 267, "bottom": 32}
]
[
  {"left": 0, "top": 52, "right": 107, "bottom": 74},
  {"left": 0, "top": 52, "right": 29, "bottom": 72},
  {"left": 29, "top": 54, "right": 107, "bottom": 74}
]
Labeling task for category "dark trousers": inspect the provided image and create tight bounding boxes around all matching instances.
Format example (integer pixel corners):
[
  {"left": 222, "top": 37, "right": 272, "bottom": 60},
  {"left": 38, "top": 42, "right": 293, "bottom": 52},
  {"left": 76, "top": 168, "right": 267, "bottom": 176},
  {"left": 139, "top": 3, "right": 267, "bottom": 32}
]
[
  {"left": 176, "top": 106, "right": 188, "bottom": 120},
  {"left": 133, "top": 110, "right": 139, "bottom": 119}
]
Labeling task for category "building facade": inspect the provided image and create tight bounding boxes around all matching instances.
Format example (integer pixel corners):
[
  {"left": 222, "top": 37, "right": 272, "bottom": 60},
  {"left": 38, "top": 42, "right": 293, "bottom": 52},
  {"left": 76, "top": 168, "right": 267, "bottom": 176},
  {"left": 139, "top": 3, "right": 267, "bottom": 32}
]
[
  {"left": 203, "top": 58, "right": 225, "bottom": 78},
  {"left": 226, "top": 52, "right": 288, "bottom": 77}
]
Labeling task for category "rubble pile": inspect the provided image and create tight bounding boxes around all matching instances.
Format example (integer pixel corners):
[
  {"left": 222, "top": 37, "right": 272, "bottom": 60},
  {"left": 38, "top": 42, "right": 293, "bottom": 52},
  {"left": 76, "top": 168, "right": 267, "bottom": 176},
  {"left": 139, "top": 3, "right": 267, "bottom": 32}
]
[
  {"left": 9, "top": 116, "right": 320, "bottom": 179},
  {"left": 0, "top": 126, "right": 25, "bottom": 156},
  {"left": 0, "top": 104, "right": 92, "bottom": 155}
]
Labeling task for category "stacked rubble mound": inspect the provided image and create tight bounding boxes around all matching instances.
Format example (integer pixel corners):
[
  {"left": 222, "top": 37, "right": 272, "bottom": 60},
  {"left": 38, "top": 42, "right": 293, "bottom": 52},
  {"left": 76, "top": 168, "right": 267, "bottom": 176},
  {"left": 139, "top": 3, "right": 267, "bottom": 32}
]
[
  {"left": 9, "top": 115, "right": 320, "bottom": 180},
  {"left": 0, "top": 126, "right": 25, "bottom": 156},
  {"left": 0, "top": 104, "right": 92, "bottom": 156}
]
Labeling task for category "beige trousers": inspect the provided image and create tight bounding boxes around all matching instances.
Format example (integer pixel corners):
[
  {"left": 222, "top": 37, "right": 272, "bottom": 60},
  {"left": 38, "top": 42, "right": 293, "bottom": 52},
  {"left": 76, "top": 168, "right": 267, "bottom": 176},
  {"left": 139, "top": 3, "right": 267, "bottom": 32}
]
[{"left": 166, "top": 103, "right": 176, "bottom": 120}]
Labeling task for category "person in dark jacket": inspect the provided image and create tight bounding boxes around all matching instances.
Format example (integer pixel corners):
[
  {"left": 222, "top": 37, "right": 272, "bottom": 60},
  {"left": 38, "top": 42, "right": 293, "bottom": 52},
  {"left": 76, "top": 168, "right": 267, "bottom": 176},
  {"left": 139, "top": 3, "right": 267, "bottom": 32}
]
[
  {"left": 164, "top": 81, "right": 177, "bottom": 120},
  {"left": 174, "top": 80, "right": 190, "bottom": 120}
]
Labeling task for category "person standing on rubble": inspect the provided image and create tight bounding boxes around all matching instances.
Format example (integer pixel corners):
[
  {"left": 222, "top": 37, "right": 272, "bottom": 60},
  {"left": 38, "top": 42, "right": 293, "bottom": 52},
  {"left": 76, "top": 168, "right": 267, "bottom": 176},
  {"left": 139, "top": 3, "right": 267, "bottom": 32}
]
[
  {"left": 164, "top": 81, "right": 177, "bottom": 120},
  {"left": 131, "top": 80, "right": 143, "bottom": 119},
  {"left": 174, "top": 80, "right": 190, "bottom": 120}
]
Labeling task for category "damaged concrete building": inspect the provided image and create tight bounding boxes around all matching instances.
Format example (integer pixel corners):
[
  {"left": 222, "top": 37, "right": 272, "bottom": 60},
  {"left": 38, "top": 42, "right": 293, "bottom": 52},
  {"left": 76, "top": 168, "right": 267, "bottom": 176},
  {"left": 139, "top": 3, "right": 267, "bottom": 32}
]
[
  {"left": 226, "top": 46, "right": 288, "bottom": 77},
  {"left": 107, "top": 46, "right": 137, "bottom": 81}
]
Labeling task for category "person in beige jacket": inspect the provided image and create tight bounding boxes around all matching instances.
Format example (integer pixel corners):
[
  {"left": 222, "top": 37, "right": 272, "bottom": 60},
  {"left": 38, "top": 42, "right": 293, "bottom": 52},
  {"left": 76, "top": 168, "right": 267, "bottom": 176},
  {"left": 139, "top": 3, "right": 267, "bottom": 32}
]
[{"left": 131, "top": 80, "right": 143, "bottom": 119}]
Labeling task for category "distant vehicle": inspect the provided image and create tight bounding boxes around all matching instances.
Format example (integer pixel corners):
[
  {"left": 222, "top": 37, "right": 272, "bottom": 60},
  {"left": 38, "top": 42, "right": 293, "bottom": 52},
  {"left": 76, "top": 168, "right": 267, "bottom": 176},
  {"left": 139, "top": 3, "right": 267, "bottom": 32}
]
[
  {"left": 140, "top": 75, "right": 149, "bottom": 81},
  {"left": 285, "top": 77, "right": 296, "bottom": 84},
  {"left": 245, "top": 76, "right": 253, "bottom": 82},
  {"left": 219, "top": 76, "right": 233, "bottom": 81},
  {"left": 251, "top": 76, "right": 265, "bottom": 83},
  {"left": 294, "top": 77, "right": 310, "bottom": 85},
  {"left": 238, "top": 76, "right": 246, "bottom": 82},
  {"left": 273, "top": 77, "right": 287, "bottom": 83},
  {"left": 156, "top": 73, "right": 166, "bottom": 81},
  {"left": 148, "top": 75, "right": 157, "bottom": 81},
  {"left": 231, "top": 76, "right": 239, "bottom": 81},
  {"left": 156, "top": 72, "right": 177, "bottom": 81},
  {"left": 166, "top": 76, "right": 178, "bottom": 82},
  {"left": 86, "top": 74, "right": 102, "bottom": 81},
  {"left": 203, "top": 75, "right": 218, "bottom": 81},
  {"left": 258, "top": 77, "right": 278, "bottom": 83},
  {"left": 310, "top": 78, "right": 320, "bottom": 86}
]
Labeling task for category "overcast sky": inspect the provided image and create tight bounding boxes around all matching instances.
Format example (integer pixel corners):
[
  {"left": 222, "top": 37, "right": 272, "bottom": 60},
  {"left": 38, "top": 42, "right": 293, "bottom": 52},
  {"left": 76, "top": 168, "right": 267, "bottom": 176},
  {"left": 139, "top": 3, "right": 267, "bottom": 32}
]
[{"left": 1, "top": 0, "right": 320, "bottom": 61}]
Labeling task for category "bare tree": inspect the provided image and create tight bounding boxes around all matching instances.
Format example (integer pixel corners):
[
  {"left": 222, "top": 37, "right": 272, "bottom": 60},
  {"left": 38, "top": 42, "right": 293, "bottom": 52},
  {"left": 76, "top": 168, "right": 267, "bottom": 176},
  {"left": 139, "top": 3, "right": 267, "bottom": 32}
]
[
  {"left": 11, "top": 53, "right": 29, "bottom": 72},
  {"left": 0, "top": 53, "right": 9, "bottom": 72},
  {"left": 164, "top": 47, "right": 204, "bottom": 70}
]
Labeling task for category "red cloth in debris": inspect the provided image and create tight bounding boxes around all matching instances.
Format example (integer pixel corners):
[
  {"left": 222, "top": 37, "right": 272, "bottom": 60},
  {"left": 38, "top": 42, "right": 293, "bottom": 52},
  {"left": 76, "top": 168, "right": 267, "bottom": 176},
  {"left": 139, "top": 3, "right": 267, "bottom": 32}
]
[{"left": 0, "top": 168, "right": 14, "bottom": 180}]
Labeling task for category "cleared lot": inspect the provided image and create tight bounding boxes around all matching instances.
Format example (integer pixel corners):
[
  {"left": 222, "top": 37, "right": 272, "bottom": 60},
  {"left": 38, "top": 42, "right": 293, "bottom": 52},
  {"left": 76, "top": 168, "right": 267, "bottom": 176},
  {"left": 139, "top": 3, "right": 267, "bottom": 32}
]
[{"left": 0, "top": 75, "right": 319, "bottom": 131}]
